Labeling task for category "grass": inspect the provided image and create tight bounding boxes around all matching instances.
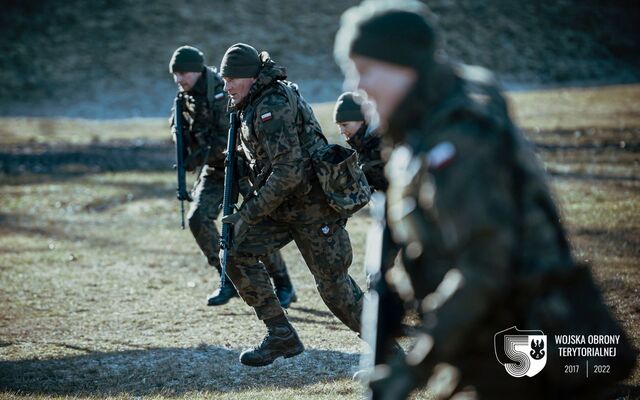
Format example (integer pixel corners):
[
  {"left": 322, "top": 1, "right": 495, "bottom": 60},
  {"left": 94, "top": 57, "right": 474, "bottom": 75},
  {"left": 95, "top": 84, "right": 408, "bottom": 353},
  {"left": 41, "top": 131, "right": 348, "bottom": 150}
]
[{"left": 1, "top": 84, "right": 639, "bottom": 399}]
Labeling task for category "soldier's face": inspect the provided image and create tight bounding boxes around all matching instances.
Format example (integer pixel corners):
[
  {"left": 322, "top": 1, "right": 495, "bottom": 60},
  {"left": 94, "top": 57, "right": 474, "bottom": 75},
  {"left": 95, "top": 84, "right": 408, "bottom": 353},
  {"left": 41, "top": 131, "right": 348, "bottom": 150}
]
[
  {"left": 336, "top": 121, "right": 363, "bottom": 139},
  {"left": 223, "top": 77, "right": 257, "bottom": 105},
  {"left": 348, "top": 55, "right": 417, "bottom": 127},
  {"left": 173, "top": 71, "right": 202, "bottom": 92}
]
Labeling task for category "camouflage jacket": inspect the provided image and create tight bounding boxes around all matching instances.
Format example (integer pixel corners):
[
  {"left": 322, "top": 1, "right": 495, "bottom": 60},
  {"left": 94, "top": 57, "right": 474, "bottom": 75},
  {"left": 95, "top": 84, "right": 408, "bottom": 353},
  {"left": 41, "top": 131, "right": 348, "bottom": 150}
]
[
  {"left": 346, "top": 124, "right": 387, "bottom": 192},
  {"left": 384, "top": 63, "right": 574, "bottom": 364},
  {"left": 233, "top": 59, "right": 337, "bottom": 225},
  {"left": 171, "top": 66, "right": 228, "bottom": 172}
]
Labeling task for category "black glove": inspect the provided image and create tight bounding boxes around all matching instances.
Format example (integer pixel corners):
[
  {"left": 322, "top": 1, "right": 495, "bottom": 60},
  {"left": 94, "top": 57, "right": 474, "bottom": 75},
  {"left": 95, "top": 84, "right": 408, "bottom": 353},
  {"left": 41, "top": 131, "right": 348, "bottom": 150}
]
[{"left": 368, "top": 362, "right": 418, "bottom": 400}]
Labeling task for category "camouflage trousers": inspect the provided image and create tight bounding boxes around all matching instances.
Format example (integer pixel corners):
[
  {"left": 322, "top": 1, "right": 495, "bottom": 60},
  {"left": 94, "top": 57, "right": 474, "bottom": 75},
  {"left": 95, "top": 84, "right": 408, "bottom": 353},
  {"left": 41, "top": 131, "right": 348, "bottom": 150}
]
[
  {"left": 187, "top": 166, "right": 289, "bottom": 281},
  {"left": 227, "top": 217, "right": 363, "bottom": 333}
]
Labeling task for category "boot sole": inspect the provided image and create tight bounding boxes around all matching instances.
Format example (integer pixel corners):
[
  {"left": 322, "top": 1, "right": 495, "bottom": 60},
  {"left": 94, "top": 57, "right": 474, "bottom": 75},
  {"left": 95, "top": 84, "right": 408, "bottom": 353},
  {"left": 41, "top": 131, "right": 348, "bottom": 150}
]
[{"left": 240, "top": 346, "right": 304, "bottom": 367}]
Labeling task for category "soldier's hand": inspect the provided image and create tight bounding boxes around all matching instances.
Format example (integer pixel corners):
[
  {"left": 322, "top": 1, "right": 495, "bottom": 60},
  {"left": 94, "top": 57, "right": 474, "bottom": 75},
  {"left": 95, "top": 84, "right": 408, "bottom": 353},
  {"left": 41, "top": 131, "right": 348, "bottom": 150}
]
[
  {"left": 221, "top": 212, "right": 242, "bottom": 225},
  {"left": 221, "top": 212, "right": 245, "bottom": 238},
  {"left": 368, "top": 363, "right": 417, "bottom": 400}
]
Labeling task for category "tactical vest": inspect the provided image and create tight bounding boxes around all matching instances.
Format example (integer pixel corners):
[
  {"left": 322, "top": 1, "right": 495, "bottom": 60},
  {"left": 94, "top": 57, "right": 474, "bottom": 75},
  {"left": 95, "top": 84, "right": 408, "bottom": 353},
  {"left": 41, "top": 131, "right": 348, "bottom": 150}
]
[{"left": 247, "top": 81, "right": 371, "bottom": 216}]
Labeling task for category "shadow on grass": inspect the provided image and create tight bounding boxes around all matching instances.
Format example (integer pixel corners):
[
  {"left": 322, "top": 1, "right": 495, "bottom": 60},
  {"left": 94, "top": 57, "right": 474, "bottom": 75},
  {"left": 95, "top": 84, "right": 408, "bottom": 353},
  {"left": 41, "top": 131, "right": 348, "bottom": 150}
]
[
  {"left": 0, "top": 344, "right": 359, "bottom": 396},
  {"left": 291, "top": 306, "right": 336, "bottom": 319},
  {"left": 0, "top": 140, "right": 174, "bottom": 180},
  {"left": 532, "top": 140, "right": 640, "bottom": 152},
  {"left": 549, "top": 171, "right": 639, "bottom": 182}
]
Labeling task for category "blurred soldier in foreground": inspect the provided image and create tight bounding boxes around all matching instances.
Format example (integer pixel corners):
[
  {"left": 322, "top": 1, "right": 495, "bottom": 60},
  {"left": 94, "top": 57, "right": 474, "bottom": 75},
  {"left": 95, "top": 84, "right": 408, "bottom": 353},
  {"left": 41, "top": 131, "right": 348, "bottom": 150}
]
[
  {"left": 335, "top": 1, "right": 636, "bottom": 399},
  {"left": 169, "top": 46, "right": 297, "bottom": 307},
  {"left": 219, "top": 43, "right": 366, "bottom": 366}
]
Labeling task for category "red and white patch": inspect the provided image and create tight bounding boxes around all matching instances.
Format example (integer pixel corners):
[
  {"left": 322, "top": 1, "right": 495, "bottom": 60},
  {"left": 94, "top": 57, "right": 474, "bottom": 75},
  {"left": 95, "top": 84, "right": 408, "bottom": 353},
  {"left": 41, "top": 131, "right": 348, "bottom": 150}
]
[
  {"left": 214, "top": 92, "right": 224, "bottom": 100},
  {"left": 260, "top": 112, "right": 273, "bottom": 122},
  {"left": 427, "top": 141, "right": 456, "bottom": 170}
]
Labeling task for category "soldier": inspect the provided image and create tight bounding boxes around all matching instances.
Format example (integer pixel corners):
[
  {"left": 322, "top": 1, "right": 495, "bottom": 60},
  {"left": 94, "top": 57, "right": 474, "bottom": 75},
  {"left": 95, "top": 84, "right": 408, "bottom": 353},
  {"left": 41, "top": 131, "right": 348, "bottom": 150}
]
[
  {"left": 333, "top": 92, "right": 401, "bottom": 295},
  {"left": 333, "top": 91, "right": 387, "bottom": 192},
  {"left": 169, "top": 46, "right": 297, "bottom": 308},
  {"left": 218, "top": 43, "right": 365, "bottom": 366},
  {"left": 334, "top": 1, "right": 635, "bottom": 399}
]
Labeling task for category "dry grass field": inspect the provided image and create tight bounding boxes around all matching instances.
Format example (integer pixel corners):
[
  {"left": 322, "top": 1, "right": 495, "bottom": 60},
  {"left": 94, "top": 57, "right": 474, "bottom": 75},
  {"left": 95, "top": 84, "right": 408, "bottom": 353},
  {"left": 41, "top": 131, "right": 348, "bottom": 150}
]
[{"left": 1, "top": 84, "right": 639, "bottom": 399}]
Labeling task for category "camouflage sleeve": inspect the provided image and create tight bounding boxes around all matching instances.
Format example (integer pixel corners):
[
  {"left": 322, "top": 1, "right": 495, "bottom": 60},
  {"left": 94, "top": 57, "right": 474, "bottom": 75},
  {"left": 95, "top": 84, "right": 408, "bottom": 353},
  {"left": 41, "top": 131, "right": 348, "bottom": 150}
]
[
  {"left": 412, "top": 122, "right": 516, "bottom": 363},
  {"left": 169, "top": 108, "right": 176, "bottom": 142},
  {"left": 239, "top": 94, "right": 304, "bottom": 224},
  {"left": 235, "top": 150, "right": 253, "bottom": 198},
  {"left": 169, "top": 94, "right": 183, "bottom": 143},
  {"left": 360, "top": 136, "right": 387, "bottom": 192},
  {"left": 205, "top": 78, "right": 230, "bottom": 167},
  {"left": 348, "top": 130, "right": 387, "bottom": 192}
]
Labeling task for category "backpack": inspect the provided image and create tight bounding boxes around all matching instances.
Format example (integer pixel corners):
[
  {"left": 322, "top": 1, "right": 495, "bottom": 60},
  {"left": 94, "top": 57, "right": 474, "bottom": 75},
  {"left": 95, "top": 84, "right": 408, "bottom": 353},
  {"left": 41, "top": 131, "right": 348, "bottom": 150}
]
[{"left": 256, "top": 81, "right": 372, "bottom": 216}]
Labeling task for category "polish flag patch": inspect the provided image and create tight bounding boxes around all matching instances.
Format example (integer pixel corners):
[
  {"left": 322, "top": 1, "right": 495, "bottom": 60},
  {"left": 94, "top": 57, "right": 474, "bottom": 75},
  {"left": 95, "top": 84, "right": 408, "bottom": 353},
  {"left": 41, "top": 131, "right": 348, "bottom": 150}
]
[
  {"left": 214, "top": 92, "right": 224, "bottom": 100},
  {"left": 260, "top": 112, "right": 273, "bottom": 122}
]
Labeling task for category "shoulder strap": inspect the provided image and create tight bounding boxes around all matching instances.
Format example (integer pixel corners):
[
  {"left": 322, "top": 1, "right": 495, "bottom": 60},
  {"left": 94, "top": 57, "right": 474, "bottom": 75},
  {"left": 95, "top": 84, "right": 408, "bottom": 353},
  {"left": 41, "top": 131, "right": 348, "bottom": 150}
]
[
  {"left": 276, "top": 81, "right": 329, "bottom": 147},
  {"left": 276, "top": 81, "right": 300, "bottom": 114},
  {"left": 205, "top": 66, "right": 219, "bottom": 106}
]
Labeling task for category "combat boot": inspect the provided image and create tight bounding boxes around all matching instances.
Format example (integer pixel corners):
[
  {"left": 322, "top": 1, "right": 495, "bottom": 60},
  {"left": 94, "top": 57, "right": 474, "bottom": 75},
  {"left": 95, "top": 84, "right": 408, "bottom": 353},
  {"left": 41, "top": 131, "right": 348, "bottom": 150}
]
[
  {"left": 207, "top": 279, "right": 238, "bottom": 306},
  {"left": 240, "top": 315, "right": 304, "bottom": 366},
  {"left": 273, "top": 274, "right": 298, "bottom": 308}
]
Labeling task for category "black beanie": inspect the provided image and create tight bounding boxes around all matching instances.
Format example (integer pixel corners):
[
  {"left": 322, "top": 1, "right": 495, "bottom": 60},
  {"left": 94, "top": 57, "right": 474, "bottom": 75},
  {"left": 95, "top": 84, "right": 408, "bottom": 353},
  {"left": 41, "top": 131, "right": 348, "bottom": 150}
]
[
  {"left": 220, "top": 43, "right": 261, "bottom": 78},
  {"left": 334, "top": 92, "right": 365, "bottom": 122},
  {"left": 335, "top": 0, "right": 436, "bottom": 70},
  {"left": 169, "top": 46, "right": 205, "bottom": 73}
]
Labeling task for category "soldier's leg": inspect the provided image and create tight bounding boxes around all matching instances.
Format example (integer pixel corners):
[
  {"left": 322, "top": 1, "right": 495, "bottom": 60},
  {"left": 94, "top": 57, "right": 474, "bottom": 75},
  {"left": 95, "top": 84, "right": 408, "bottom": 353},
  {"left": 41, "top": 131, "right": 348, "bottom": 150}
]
[
  {"left": 292, "top": 220, "right": 363, "bottom": 333},
  {"left": 186, "top": 168, "right": 236, "bottom": 305},
  {"left": 187, "top": 167, "right": 223, "bottom": 269},
  {"left": 226, "top": 221, "right": 304, "bottom": 366},
  {"left": 262, "top": 251, "right": 297, "bottom": 308}
]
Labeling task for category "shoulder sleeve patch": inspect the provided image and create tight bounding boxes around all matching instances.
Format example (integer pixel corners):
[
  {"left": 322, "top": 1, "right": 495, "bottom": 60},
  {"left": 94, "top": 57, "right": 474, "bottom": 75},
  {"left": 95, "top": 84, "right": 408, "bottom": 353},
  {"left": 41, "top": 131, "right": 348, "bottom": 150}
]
[
  {"left": 260, "top": 111, "right": 273, "bottom": 122},
  {"left": 427, "top": 141, "right": 456, "bottom": 170},
  {"left": 214, "top": 92, "right": 225, "bottom": 100}
]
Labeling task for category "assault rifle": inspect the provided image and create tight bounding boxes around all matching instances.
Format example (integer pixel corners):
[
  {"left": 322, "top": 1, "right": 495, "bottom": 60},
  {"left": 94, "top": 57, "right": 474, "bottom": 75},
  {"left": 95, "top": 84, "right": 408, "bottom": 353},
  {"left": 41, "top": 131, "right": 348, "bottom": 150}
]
[
  {"left": 219, "top": 111, "right": 238, "bottom": 286},
  {"left": 361, "top": 192, "right": 405, "bottom": 400},
  {"left": 173, "top": 94, "right": 192, "bottom": 229}
]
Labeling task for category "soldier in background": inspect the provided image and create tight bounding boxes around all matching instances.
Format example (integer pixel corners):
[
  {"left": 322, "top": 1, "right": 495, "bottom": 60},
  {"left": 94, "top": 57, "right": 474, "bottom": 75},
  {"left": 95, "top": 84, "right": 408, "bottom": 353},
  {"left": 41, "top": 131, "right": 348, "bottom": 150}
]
[
  {"left": 218, "top": 43, "right": 365, "bottom": 366},
  {"left": 334, "top": 1, "right": 635, "bottom": 399},
  {"left": 169, "top": 46, "right": 297, "bottom": 308},
  {"left": 333, "top": 91, "right": 387, "bottom": 192}
]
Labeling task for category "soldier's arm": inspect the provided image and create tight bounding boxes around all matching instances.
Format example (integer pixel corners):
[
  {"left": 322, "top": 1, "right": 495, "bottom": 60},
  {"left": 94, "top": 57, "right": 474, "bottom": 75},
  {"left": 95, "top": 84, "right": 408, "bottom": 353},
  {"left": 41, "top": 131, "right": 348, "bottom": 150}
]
[
  {"left": 235, "top": 151, "right": 253, "bottom": 198},
  {"left": 360, "top": 136, "right": 387, "bottom": 192},
  {"left": 348, "top": 129, "right": 387, "bottom": 191},
  {"left": 206, "top": 79, "right": 230, "bottom": 166},
  {"left": 239, "top": 95, "right": 304, "bottom": 224},
  {"left": 169, "top": 98, "right": 180, "bottom": 143},
  {"left": 413, "top": 122, "right": 516, "bottom": 365}
]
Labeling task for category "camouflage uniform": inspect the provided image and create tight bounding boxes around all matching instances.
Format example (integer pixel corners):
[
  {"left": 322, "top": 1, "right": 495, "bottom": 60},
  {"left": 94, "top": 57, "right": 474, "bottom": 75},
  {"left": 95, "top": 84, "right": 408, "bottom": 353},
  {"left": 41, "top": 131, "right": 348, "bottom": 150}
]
[
  {"left": 336, "top": 2, "right": 635, "bottom": 398},
  {"left": 171, "top": 67, "right": 290, "bottom": 294},
  {"left": 226, "top": 58, "right": 363, "bottom": 333},
  {"left": 346, "top": 124, "right": 387, "bottom": 192},
  {"left": 375, "top": 60, "right": 620, "bottom": 398}
]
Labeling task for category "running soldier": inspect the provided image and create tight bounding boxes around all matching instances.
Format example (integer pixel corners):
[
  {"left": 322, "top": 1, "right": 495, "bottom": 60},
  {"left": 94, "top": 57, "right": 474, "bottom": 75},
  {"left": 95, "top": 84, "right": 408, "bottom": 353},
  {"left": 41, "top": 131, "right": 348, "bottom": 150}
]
[
  {"left": 169, "top": 45, "right": 296, "bottom": 307},
  {"left": 219, "top": 43, "right": 365, "bottom": 366},
  {"left": 333, "top": 91, "right": 387, "bottom": 192},
  {"left": 334, "top": 1, "right": 636, "bottom": 398}
]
